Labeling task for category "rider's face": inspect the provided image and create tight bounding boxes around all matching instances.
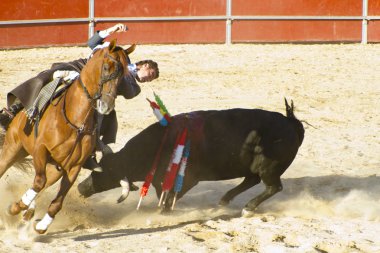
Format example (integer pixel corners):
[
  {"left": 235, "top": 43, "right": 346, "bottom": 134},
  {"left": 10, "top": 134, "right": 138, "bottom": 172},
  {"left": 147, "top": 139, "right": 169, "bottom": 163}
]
[{"left": 136, "top": 64, "right": 156, "bottom": 83}]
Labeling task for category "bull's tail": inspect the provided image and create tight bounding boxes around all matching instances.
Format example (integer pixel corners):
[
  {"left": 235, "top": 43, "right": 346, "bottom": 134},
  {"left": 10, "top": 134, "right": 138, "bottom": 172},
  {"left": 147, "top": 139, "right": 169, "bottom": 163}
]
[{"left": 284, "top": 98, "right": 305, "bottom": 146}]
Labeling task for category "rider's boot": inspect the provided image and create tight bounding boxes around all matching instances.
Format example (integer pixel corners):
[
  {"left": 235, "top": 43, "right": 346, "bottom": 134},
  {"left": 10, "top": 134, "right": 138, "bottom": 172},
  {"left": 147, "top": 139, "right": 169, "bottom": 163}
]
[
  {"left": 1, "top": 102, "right": 24, "bottom": 119},
  {"left": 0, "top": 103, "right": 24, "bottom": 129},
  {"left": 82, "top": 154, "right": 103, "bottom": 172}
]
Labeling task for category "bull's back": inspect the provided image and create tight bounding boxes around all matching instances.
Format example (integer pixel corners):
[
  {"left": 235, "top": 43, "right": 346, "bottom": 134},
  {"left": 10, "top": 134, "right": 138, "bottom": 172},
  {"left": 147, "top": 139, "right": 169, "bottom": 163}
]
[{"left": 186, "top": 109, "right": 301, "bottom": 180}]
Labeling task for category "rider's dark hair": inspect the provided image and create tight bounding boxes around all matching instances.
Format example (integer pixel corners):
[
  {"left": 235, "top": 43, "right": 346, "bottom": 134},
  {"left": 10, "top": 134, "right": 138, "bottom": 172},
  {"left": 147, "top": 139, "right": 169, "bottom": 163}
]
[{"left": 136, "top": 60, "right": 159, "bottom": 79}]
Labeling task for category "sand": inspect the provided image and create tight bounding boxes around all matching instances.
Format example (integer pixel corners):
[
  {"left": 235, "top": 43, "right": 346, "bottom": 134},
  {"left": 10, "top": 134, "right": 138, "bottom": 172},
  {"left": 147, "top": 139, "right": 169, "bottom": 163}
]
[{"left": 0, "top": 43, "right": 379, "bottom": 252}]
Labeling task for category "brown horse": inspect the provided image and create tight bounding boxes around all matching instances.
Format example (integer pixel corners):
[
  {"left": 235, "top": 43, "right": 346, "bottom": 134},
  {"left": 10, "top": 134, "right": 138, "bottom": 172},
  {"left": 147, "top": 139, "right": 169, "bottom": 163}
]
[{"left": 0, "top": 40, "right": 132, "bottom": 234}]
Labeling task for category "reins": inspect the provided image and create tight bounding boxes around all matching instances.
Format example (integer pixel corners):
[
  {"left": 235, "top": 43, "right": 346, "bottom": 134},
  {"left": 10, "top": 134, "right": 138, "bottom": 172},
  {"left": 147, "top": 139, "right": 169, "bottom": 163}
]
[{"left": 60, "top": 51, "right": 123, "bottom": 169}]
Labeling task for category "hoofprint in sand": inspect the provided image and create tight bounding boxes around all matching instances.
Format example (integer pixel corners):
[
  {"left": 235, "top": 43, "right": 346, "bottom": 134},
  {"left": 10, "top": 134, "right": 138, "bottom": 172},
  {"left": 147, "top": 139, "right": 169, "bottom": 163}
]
[{"left": 0, "top": 44, "right": 379, "bottom": 252}]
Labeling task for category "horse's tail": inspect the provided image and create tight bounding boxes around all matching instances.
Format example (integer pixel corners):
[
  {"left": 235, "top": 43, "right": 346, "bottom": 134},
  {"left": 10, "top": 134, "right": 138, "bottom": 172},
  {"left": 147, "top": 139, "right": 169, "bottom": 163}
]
[
  {"left": 0, "top": 128, "right": 5, "bottom": 148},
  {"left": 0, "top": 125, "right": 33, "bottom": 174}
]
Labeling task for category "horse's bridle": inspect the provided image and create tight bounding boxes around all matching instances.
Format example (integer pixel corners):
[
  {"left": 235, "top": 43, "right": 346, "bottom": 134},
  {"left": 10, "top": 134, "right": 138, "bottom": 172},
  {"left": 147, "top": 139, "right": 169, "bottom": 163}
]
[
  {"left": 79, "top": 52, "right": 123, "bottom": 102},
  {"left": 58, "top": 51, "right": 124, "bottom": 169},
  {"left": 63, "top": 51, "right": 123, "bottom": 130}
]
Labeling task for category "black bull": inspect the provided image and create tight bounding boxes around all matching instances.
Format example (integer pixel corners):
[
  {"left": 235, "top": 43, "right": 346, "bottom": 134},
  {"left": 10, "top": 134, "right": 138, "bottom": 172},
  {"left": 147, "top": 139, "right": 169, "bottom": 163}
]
[{"left": 78, "top": 100, "right": 304, "bottom": 215}]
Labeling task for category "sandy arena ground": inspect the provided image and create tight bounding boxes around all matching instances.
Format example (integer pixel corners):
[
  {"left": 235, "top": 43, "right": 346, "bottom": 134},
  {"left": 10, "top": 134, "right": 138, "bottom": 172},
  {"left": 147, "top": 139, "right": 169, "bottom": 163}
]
[{"left": 0, "top": 43, "right": 379, "bottom": 252}]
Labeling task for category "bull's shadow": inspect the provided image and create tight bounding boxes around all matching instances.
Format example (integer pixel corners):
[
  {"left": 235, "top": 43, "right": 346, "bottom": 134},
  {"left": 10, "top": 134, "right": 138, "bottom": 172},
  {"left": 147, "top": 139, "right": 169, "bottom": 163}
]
[
  {"left": 281, "top": 174, "right": 380, "bottom": 201},
  {"left": 180, "top": 174, "right": 380, "bottom": 211}
]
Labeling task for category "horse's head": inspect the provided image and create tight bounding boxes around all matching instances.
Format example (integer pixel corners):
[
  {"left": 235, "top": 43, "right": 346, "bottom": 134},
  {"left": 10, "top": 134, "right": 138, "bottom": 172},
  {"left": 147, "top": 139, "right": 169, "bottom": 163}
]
[{"left": 84, "top": 40, "right": 130, "bottom": 115}]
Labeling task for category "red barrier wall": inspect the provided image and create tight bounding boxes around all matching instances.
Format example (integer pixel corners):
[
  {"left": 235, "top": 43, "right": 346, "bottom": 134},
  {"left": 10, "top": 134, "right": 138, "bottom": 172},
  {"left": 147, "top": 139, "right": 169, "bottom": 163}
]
[
  {"left": 368, "top": 0, "right": 380, "bottom": 41},
  {"left": 93, "top": 0, "right": 226, "bottom": 44},
  {"left": 0, "top": 0, "right": 89, "bottom": 48},
  {"left": 0, "top": 0, "right": 379, "bottom": 48},
  {"left": 232, "top": 0, "right": 363, "bottom": 42}
]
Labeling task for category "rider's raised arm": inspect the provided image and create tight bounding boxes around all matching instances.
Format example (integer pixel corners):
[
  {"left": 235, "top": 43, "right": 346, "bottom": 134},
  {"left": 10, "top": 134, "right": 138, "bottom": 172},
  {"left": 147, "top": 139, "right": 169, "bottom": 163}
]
[{"left": 87, "top": 23, "right": 128, "bottom": 50}]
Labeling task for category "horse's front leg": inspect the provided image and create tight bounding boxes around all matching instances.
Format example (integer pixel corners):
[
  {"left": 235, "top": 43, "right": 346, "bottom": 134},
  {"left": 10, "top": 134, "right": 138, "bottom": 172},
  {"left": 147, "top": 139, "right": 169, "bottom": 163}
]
[
  {"left": 22, "top": 164, "right": 64, "bottom": 221},
  {"left": 35, "top": 165, "right": 81, "bottom": 234},
  {"left": 9, "top": 145, "right": 48, "bottom": 216}
]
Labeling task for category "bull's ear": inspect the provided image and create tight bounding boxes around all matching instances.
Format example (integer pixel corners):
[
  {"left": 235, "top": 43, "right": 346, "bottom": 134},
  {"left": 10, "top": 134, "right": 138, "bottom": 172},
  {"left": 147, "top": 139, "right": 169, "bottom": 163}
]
[
  {"left": 125, "top": 44, "right": 136, "bottom": 55},
  {"left": 109, "top": 39, "right": 117, "bottom": 52}
]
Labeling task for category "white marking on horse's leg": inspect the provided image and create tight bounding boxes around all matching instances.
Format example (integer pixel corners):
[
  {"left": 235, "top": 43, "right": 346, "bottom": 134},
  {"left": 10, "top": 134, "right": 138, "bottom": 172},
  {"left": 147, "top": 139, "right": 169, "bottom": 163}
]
[
  {"left": 35, "top": 213, "right": 54, "bottom": 232},
  {"left": 21, "top": 188, "right": 38, "bottom": 206}
]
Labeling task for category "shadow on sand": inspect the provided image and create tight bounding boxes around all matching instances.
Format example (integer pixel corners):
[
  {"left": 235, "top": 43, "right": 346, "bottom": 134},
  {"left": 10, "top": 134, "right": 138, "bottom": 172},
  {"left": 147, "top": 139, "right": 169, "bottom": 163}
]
[{"left": 34, "top": 174, "right": 380, "bottom": 242}]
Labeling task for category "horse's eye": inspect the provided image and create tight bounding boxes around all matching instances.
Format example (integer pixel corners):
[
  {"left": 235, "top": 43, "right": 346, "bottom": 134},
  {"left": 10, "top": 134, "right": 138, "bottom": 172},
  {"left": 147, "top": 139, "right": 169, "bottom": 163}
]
[{"left": 103, "top": 63, "right": 110, "bottom": 72}]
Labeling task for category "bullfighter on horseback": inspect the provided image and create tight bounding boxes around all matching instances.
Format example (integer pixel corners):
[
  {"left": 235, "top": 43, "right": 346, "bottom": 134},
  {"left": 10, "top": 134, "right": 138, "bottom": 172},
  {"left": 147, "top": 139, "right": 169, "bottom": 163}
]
[{"left": 0, "top": 23, "right": 160, "bottom": 171}]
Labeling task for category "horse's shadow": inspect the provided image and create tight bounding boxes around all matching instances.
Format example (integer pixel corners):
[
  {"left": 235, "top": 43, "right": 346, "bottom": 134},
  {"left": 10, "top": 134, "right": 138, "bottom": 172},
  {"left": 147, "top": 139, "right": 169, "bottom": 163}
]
[
  {"left": 36, "top": 174, "right": 380, "bottom": 242},
  {"left": 33, "top": 213, "right": 238, "bottom": 242}
]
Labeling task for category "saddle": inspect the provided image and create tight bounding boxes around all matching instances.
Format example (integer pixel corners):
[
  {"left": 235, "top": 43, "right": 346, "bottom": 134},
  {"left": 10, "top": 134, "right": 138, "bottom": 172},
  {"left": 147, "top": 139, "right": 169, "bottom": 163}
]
[{"left": 25, "top": 77, "right": 75, "bottom": 137}]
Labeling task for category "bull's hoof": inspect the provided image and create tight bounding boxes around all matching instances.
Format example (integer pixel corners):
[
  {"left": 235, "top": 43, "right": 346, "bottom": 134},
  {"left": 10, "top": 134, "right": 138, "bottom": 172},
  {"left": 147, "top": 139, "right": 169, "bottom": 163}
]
[
  {"left": 241, "top": 208, "right": 255, "bottom": 218},
  {"left": 34, "top": 219, "right": 47, "bottom": 234},
  {"left": 93, "top": 167, "right": 103, "bottom": 173},
  {"left": 218, "top": 199, "right": 230, "bottom": 206},
  {"left": 22, "top": 208, "right": 35, "bottom": 221}
]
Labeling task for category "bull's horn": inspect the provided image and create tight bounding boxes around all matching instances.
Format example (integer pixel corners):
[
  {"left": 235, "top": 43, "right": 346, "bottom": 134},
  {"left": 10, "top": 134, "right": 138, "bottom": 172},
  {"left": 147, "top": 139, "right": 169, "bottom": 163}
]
[{"left": 117, "top": 177, "right": 130, "bottom": 203}]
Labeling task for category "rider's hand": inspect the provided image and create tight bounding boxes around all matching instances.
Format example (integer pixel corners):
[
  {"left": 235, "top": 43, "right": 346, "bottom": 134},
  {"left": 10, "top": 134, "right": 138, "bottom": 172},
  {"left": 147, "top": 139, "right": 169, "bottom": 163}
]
[
  {"left": 53, "top": 70, "right": 79, "bottom": 81},
  {"left": 63, "top": 71, "right": 79, "bottom": 82},
  {"left": 106, "top": 23, "right": 128, "bottom": 34}
]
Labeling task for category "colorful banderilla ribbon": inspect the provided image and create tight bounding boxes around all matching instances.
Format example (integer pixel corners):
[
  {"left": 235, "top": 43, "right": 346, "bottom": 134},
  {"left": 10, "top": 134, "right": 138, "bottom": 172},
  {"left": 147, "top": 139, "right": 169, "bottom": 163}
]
[
  {"left": 171, "top": 139, "right": 191, "bottom": 210},
  {"left": 146, "top": 92, "right": 171, "bottom": 126},
  {"left": 158, "top": 127, "right": 188, "bottom": 207}
]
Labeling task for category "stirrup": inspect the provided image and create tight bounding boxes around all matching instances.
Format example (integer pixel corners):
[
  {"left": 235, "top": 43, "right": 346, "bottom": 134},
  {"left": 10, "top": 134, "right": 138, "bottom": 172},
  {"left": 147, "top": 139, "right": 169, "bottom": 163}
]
[{"left": 0, "top": 108, "right": 15, "bottom": 119}]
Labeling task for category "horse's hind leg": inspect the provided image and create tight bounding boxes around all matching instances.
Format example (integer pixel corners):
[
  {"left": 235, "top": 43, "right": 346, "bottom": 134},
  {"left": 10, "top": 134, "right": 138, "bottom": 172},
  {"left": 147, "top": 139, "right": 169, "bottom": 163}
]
[
  {"left": 9, "top": 145, "right": 49, "bottom": 216},
  {"left": 35, "top": 165, "right": 81, "bottom": 234}
]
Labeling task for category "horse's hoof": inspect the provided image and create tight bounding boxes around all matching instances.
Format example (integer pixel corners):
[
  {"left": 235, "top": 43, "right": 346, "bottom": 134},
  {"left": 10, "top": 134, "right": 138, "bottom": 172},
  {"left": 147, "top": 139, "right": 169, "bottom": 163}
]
[
  {"left": 8, "top": 202, "right": 23, "bottom": 216},
  {"left": 241, "top": 208, "right": 255, "bottom": 218},
  {"left": 34, "top": 228, "right": 47, "bottom": 235},
  {"left": 34, "top": 219, "right": 47, "bottom": 234},
  {"left": 22, "top": 208, "right": 35, "bottom": 221}
]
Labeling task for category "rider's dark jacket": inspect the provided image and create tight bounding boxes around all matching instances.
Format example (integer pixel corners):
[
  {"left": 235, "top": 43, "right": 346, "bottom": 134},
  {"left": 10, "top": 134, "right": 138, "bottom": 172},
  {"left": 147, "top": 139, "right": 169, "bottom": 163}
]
[{"left": 7, "top": 31, "right": 140, "bottom": 144}]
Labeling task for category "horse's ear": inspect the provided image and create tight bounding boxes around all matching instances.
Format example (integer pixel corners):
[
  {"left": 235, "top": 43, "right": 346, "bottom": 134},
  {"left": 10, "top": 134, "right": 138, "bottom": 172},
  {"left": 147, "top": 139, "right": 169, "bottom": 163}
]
[
  {"left": 109, "top": 39, "right": 117, "bottom": 52},
  {"left": 125, "top": 44, "right": 136, "bottom": 55}
]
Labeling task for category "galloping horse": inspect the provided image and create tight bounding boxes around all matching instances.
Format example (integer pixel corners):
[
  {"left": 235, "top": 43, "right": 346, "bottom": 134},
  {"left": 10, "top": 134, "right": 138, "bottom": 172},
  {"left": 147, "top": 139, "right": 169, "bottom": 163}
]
[{"left": 0, "top": 40, "right": 131, "bottom": 234}]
